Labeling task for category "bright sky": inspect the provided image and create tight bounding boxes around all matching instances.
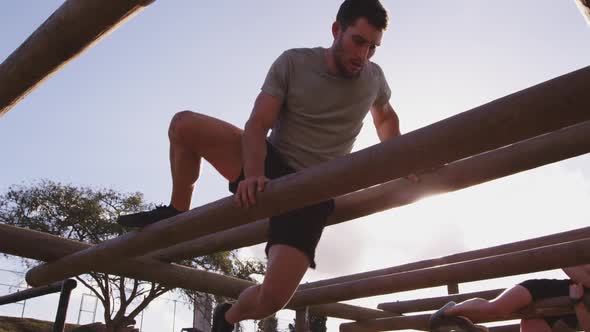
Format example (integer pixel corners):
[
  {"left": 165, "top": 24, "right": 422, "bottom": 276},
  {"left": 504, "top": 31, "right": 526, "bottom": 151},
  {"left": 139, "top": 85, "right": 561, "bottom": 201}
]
[{"left": 1, "top": 1, "right": 589, "bottom": 331}]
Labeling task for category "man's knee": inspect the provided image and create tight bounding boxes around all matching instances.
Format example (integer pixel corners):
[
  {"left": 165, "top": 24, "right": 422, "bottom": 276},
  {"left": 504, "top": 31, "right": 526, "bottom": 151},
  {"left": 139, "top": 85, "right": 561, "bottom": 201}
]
[{"left": 168, "top": 110, "right": 200, "bottom": 141}]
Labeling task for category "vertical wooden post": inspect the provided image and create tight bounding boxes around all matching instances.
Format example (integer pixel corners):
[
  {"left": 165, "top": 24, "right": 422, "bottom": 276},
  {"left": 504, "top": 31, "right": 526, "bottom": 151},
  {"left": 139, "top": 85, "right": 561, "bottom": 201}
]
[
  {"left": 447, "top": 283, "right": 459, "bottom": 295},
  {"left": 295, "top": 307, "right": 310, "bottom": 332},
  {"left": 53, "top": 279, "right": 77, "bottom": 332}
]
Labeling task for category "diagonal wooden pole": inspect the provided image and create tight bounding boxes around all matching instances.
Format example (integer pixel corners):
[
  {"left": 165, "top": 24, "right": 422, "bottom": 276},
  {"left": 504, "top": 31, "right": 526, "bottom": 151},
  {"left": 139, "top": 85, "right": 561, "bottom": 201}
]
[
  {"left": 339, "top": 294, "right": 588, "bottom": 331},
  {"left": 25, "top": 66, "right": 590, "bottom": 287},
  {"left": 377, "top": 288, "right": 504, "bottom": 314},
  {"left": 0, "top": 223, "right": 391, "bottom": 321},
  {"left": 0, "top": 0, "right": 155, "bottom": 117},
  {"left": 288, "top": 238, "right": 590, "bottom": 307},
  {"left": 301, "top": 221, "right": 590, "bottom": 291},
  {"left": 150, "top": 120, "right": 590, "bottom": 263},
  {"left": 6, "top": 121, "right": 589, "bottom": 321}
]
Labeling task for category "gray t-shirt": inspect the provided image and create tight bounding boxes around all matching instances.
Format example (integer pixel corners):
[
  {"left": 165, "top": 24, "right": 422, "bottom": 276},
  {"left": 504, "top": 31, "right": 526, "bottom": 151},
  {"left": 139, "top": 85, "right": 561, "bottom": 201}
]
[{"left": 262, "top": 47, "right": 391, "bottom": 170}]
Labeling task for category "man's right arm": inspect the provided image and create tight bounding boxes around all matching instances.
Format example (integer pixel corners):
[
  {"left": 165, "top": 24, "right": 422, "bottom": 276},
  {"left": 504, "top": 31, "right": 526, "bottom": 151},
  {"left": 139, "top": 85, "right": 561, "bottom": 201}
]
[{"left": 235, "top": 91, "right": 282, "bottom": 208}]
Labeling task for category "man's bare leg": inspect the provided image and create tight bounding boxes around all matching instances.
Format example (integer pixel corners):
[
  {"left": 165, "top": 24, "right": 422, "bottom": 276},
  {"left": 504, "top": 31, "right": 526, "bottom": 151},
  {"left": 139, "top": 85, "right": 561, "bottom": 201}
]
[
  {"left": 444, "top": 285, "right": 533, "bottom": 322},
  {"left": 520, "top": 318, "right": 553, "bottom": 332},
  {"left": 168, "top": 111, "right": 243, "bottom": 211},
  {"left": 169, "top": 112, "right": 310, "bottom": 325},
  {"left": 224, "top": 244, "right": 310, "bottom": 322}
]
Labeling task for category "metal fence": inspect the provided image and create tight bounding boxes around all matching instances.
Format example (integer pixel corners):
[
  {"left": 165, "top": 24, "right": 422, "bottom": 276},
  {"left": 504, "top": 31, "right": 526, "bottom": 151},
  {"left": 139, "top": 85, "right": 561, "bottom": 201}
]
[
  {"left": 0, "top": 264, "right": 299, "bottom": 332},
  {"left": 0, "top": 266, "right": 194, "bottom": 332}
]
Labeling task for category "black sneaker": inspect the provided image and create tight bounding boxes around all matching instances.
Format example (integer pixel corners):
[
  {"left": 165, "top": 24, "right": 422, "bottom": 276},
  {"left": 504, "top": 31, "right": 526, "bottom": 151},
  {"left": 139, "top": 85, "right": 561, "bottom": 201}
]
[
  {"left": 211, "top": 302, "right": 234, "bottom": 332},
  {"left": 116, "top": 205, "right": 181, "bottom": 228},
  {"left": 429, "top": 301, "right": 488, "bottom": 332}
]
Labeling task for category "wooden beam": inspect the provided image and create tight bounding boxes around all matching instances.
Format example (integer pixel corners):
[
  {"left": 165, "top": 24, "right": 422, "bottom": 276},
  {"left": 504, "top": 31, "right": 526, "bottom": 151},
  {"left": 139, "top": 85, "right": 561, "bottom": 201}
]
[
  {"left": 0, "top": 0, "right": 155, "bottom": 117},
  {"left": 0, "top": 280, "right": 72, "bottom": 305},
  {"left": 295, "top": 307, "right": 310, "bottom": 332},
  {"left": 302, "top": 224, "right": 590, "bottom": 292},
  {"left": 152, "top": 119, "right": 590, "bottom": 263},
  {"left": 486, "top": 325, "right": 520, "bottom": 332},
  {"left": 0, "top": 224, "right": 391, "bottom": 321},
  {"left": 576, "top": 0, "right": 590, "bottom": 25},
  {"left": 377, "top": 289, "right": 504, "bottom": 313},
  {"left": 339, "top": 295, "right": 585, "bottom": 332},
  {"left": 299, "top": 167, "right": 590, "bottom": 289},
  {"left": 288, "top": 238, "right": 590, "bottom": 307},
  {"left": 25, "top": 66, "right": 590, "bottom": 286},
  {"left": 308, "top": 303, "right": 394, "bottom": 321},
  {"left": 341, "top": 323, "right": 522, "bottom": 332},
  {"left": 446, "top": 283, "right": 459, "bottom": 295}
]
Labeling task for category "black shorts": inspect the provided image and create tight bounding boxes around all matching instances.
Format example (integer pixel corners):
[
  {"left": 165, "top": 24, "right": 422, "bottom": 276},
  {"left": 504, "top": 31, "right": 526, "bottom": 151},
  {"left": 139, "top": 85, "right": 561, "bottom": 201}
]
[
  {"left": 229, "top": 142, "right": 334, "bottom": 268},
  {"left": 519, "top": 279, "right": 579, "bottom": 328}
]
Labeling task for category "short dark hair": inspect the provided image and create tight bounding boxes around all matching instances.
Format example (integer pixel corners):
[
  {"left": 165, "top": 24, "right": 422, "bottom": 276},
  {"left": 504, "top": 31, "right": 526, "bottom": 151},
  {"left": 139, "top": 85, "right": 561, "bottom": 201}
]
[{"left": 336, "top": 0, "right": 388, "bottom": 31}]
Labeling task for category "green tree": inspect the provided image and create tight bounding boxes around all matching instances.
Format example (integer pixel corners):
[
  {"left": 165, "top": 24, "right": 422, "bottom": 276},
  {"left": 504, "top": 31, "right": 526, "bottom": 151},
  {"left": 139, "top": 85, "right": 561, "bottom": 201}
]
[
  {"left": 309, "top": 314, "right": 327, "bottom": 332},
  {"left": 257, "top": 314, "right": 278, "bottom": 332},
  {"left": 0, "top": 180, "right": 265, "bottom": 332},
  {"left": 287, "top": 312, "right": 327, "bottom": 332}
]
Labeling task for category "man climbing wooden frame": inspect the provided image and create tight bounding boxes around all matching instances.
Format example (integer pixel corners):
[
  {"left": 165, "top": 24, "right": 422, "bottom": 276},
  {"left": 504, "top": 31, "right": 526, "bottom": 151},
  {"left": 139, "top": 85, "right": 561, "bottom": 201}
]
[
  {"left": 25, "top": 65, "right": 590, "bottom": 287},
  {"left": 150, "top": 119, "right": 590, "bottom": 263}
]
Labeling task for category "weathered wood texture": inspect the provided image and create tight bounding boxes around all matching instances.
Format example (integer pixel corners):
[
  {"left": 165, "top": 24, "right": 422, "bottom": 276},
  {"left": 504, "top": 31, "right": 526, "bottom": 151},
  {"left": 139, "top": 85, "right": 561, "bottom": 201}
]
[
  {"left": 302, "top": 222, "right": 590, "bottom": 291},
  {"left": 0, "top": 224, "right": 392, "bottom": 321},
  {"left": 0, "top": 0, "right": 155, "bottom": 117},
  {"left": 152, "top": 119, "right": 590, "bottom": 263},
  {"left": 0, "top": 280, "right": 74, "bottom": 305},
  {"left": 446, "top": 283, "right": 459, "bottom": 295},
  {"left": 26, "top": 66, "right": 590, "bottom": 286},
  {"left": 339, "top": 295, "right": 589, "bottom": 331},
  {"left": 295, "top": 308, "right": 310, "bottom": 332},
  {"left": 289, "top": 238, "right": 590, "bottom": 307},
  {"left": 378, "top": 289, "right": 504, "bottom": 313}
]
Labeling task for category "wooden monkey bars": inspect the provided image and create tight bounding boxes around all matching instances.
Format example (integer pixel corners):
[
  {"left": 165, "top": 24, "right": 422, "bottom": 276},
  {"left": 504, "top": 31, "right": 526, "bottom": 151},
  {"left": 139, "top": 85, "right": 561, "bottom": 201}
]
[{"left": 25, "top": 65, "right": 590, "bottom": 286}]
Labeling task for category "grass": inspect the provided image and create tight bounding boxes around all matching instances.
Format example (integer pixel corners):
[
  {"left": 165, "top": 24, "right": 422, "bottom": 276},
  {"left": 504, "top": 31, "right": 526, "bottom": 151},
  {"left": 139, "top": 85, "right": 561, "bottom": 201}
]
[{"left": 0, "top": 316, "right": 79, "bottom": 332}]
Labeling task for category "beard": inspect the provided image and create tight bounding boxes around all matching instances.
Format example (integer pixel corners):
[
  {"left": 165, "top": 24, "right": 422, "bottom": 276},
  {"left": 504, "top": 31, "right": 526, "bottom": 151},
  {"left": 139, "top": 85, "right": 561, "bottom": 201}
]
[{"left": 332, "top": 37, "right": 360, "bottom": 79}]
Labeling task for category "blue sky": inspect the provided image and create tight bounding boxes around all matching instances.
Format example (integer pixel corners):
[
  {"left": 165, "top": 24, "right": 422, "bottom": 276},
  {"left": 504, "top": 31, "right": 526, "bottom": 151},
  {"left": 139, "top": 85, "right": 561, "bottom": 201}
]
[{"left": 1, "top": 1, "right": 590, "bottom": 331}]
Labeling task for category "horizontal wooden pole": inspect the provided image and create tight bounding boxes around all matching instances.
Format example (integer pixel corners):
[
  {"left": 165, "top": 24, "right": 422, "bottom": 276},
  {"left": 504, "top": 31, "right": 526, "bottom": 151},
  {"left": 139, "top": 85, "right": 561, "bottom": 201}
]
[
  {"left": 289, "top": 238, "right": 590, "bottom": 307},
  {"left": 302, "top": 224, "right": 590, "bottom": 291},
  {"left": 446, "top": 283, "right": 459, "bottom": 295},
  {"left": 0, "top": 279, "right": 76, "bottom": 305},
  {"left": 0, "top": 0, "right": 154, "bottom": 117},
  {"left": 576, "top": 0, "right": 590, "bottom": 25},
  {"left": 26, "top": 65, "right": 590, "bottom": 286},
  {"left": 295, "top": 308, "right": 310, "bottom": 332},
  {"left": 377, "top": 288, "right": 504, "bottom": 313},
  {"left": 0, "top": 224, "right": 391, "bottom": 321},
  {"left": 486, "top": 325, "right": 520, "bottom": 332},
  {"left": 339, "top": 295, "right": 586, "bottom": 331},
  {"left": 152, "top": 120, "right": 590, "bottom": 263}
]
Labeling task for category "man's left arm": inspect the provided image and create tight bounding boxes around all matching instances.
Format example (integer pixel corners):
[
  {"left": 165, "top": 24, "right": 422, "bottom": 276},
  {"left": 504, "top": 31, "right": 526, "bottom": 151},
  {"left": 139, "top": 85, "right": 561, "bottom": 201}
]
[
  {"left": 371, "top": 102, "right": 419, "bottom": 182},
  {"left": 370, "top": 101, "right": 400, "bottom": 142}
]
